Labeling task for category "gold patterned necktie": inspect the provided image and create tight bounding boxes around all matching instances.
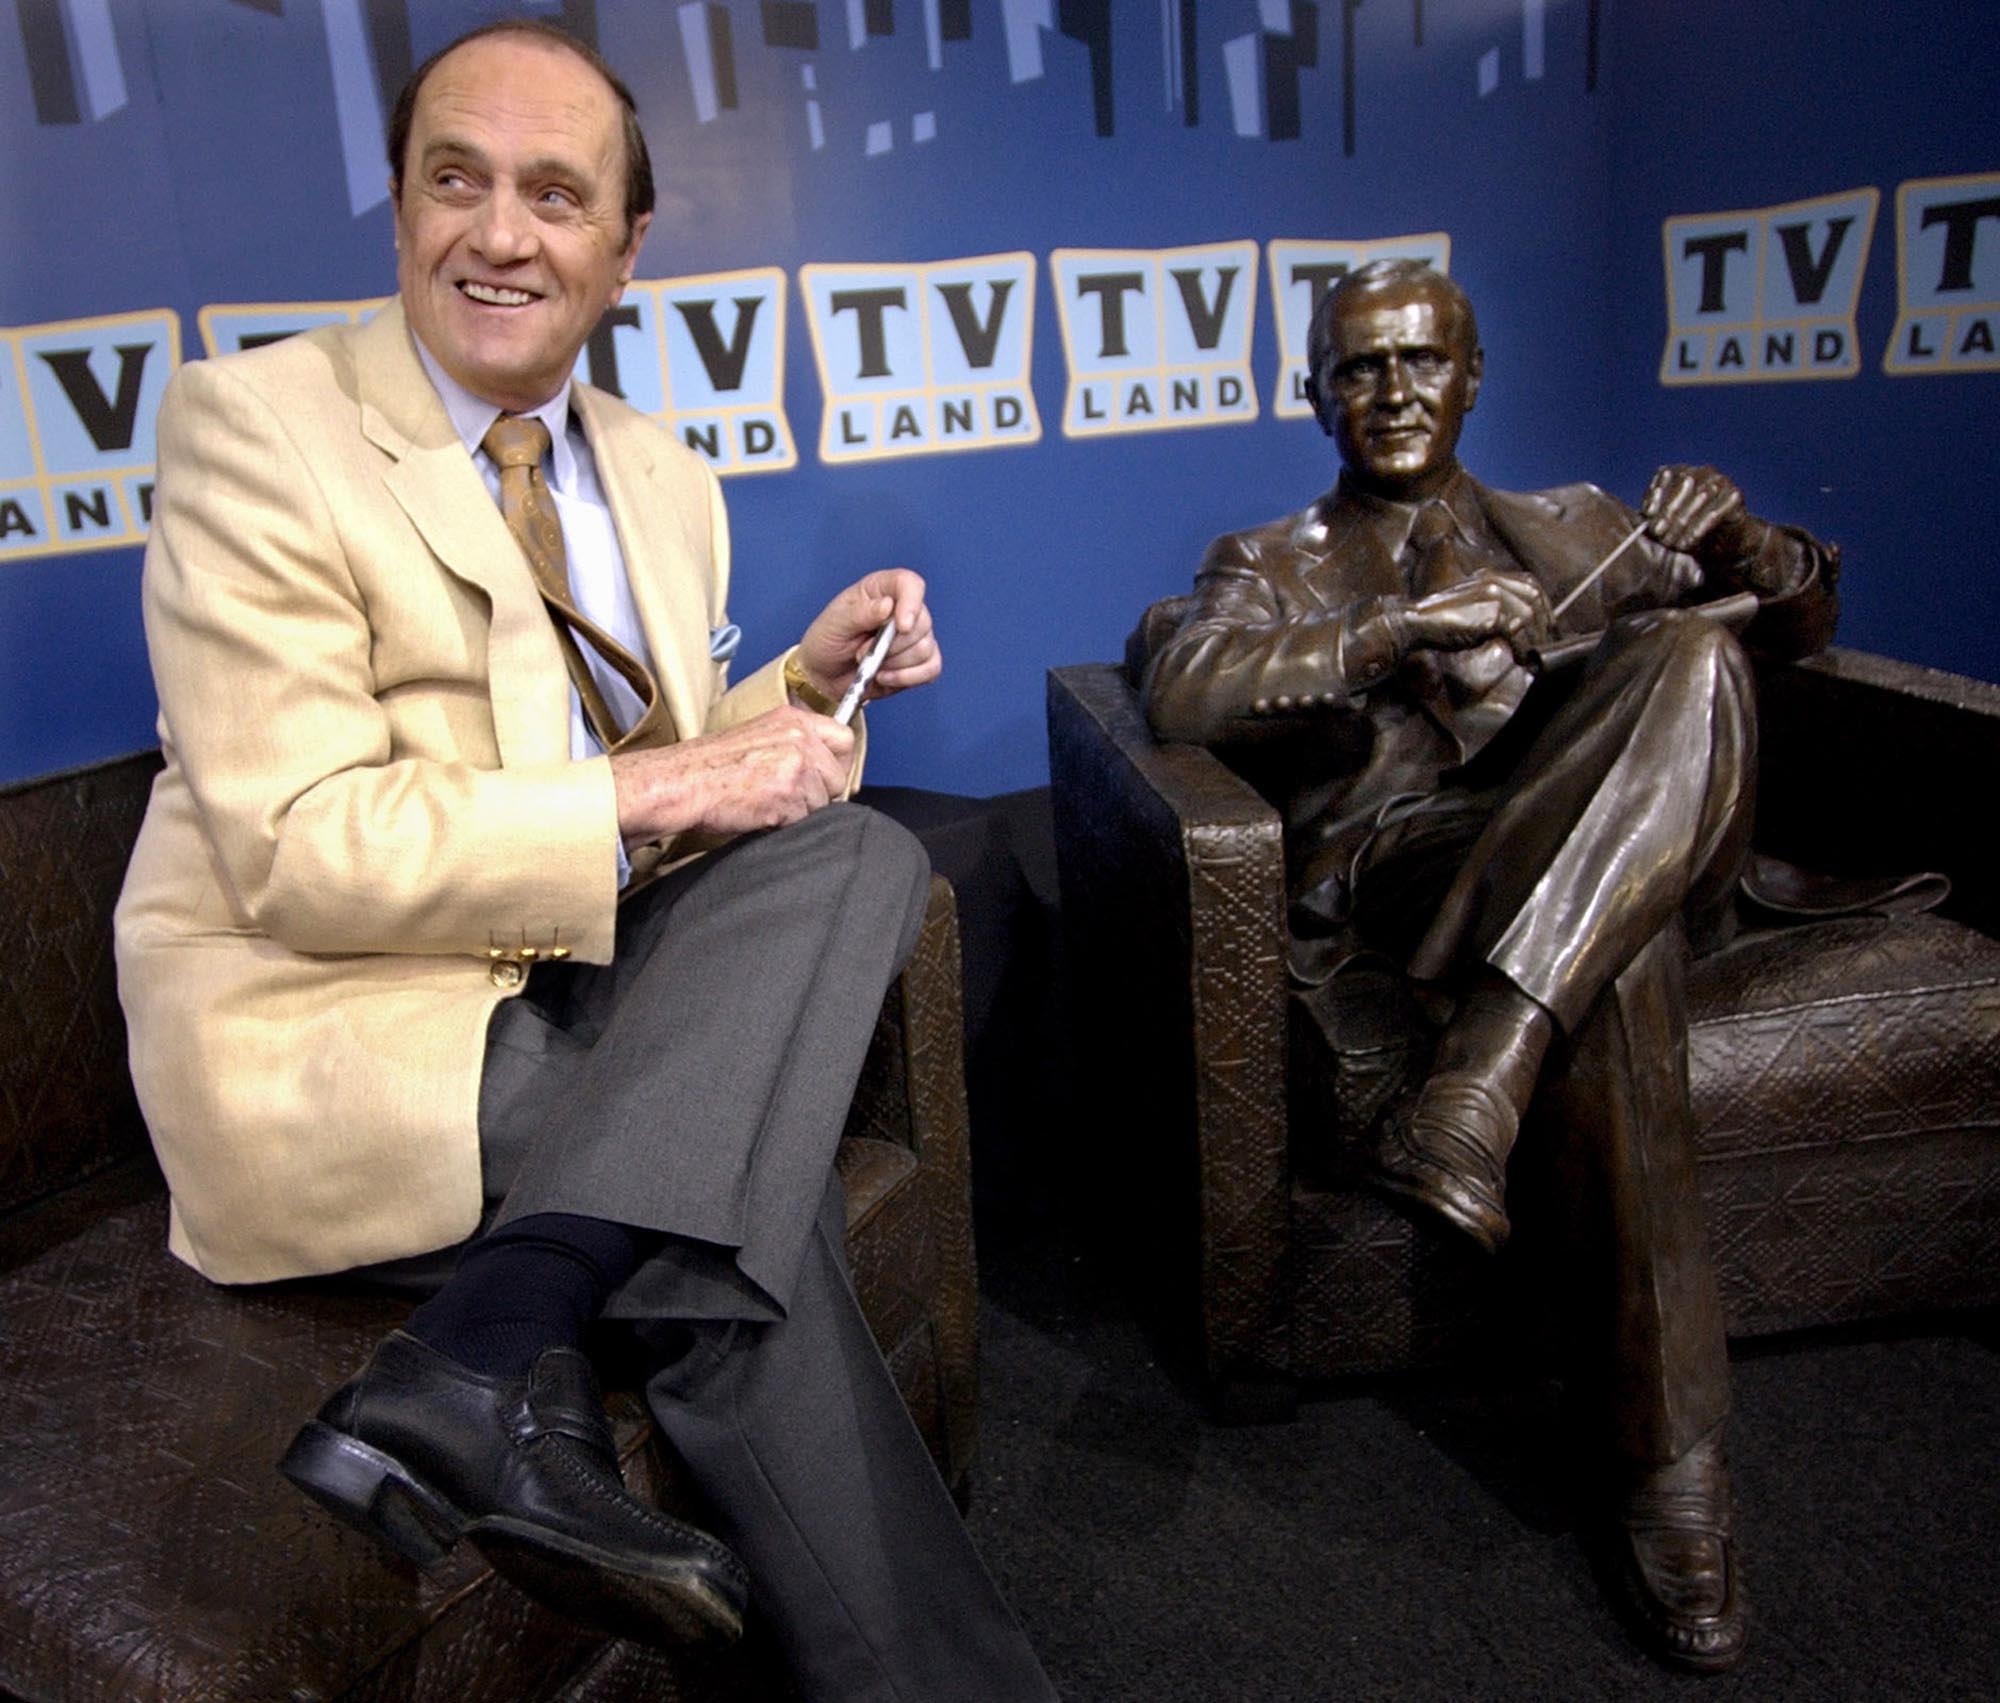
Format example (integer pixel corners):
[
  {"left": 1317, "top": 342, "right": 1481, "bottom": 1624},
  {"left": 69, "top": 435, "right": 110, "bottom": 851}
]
[{"left": 481, "top": 413, "right": 672, "bottom": 753}]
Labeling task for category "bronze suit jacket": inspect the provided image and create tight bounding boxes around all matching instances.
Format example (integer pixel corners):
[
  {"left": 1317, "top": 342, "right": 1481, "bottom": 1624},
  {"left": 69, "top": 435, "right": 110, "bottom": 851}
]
[
  {"left": 115, "top": 301, "right": 862, "bottom": 1285},
  {"left": 1144, "top": 469, "right": 1838, "bottom": 938}
]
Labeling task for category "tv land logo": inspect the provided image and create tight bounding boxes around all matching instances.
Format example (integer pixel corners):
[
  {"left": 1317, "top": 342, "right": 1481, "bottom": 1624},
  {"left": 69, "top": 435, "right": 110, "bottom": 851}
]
[
  {"left": 7, "top": 188, "right": 1993, "bottom": 566},
  {"left": 1884, "top": 172, "right": 2000, "bottom": 376},
  {"left": 1663, "top": 172, "right": 2000, "bottom": 384},
  {"left": 1050, "top": 242, "right": 1258, "bottom": 438},
  {"left": 201, "top": 277, "right": 800, "bottom": 476},
  {"left": 799, "top": 253, "right": 1039, "bottom": 464},
  {"left": 1, "top": 310, "right": 179, "bottom": 561},
  {"left": 200, "top": 300, "right": 384, "bottom": 355},
  {"left": 584, "top": 270, "right": 798, "bottom": 474},
  {"left": 1661, "top": 189, "right": 1879, "bottom": 385},
  {"left": 1268, "top": 233, "right": 1452, "bottom": 420}
]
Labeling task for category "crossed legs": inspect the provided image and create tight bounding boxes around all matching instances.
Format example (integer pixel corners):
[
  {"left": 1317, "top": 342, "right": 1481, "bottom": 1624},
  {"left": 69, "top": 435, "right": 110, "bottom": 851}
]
[
  {"left": 1352, "top": 611, "right": 1753, "bottom": 1668},
  {"left": 641, "top": 1176, "right": 1054, "bottom": 1703},
  {"left": 287, "top": 806, "right": 1053, "bottom": 1695}
]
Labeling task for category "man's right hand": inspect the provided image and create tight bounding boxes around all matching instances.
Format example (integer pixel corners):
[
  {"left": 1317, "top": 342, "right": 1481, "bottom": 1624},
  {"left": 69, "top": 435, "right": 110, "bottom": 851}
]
[
  {"left": 611, "top": 706, "right": 855, "bottom": 848},
  {"left": 1392, "top": 570, "right": 1551, "bottom": 661}
]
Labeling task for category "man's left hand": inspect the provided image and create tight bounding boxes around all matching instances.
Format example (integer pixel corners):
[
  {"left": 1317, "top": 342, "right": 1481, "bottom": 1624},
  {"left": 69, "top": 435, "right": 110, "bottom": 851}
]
[
  {"left": 794, "top": 569, "right": 942, "bottom": 708},
  {"left": 1641, "top": 465, "right": 1763, "bottom": 559}
]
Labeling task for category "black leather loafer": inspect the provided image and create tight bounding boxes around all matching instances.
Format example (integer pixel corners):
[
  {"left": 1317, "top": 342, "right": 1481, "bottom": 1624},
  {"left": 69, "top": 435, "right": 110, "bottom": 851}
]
[
  {"left": 1614, "top": 1432, "right": 1747, "bottom": 1673},
  {"left": 280, "top": 1330, "right": 748, "bottom": 1647}
]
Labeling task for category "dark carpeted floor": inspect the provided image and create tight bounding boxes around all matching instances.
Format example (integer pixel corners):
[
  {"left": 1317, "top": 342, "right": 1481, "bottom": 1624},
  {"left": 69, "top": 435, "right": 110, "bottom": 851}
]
[
  {"left": 963, "top": 1227, "right": 2000, "bottom": 1702},
  {"left": 867, "top": 782, "right": 2000, "bottom": 1700}
]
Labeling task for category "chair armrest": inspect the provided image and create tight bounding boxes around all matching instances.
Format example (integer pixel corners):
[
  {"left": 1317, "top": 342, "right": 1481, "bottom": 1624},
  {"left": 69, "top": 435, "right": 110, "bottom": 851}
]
[
  {"left": 1757, "top": 648, "right": 2000, "bottom": 938},
  {"left": 839, "top": 873, "right": 978, "bottom": 1480},
  {"left": 843, "top": 875, "right": 970, "bottom": 1163},
  {"left": 1047, "top": 664, "right": 1293, "bottom": 1384}
]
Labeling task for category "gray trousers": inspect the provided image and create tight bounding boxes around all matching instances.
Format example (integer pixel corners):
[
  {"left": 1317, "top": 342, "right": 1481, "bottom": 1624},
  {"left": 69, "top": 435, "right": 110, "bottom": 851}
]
[{"left": 476, "top": 804, "right": 1053, "bottom": 1702}]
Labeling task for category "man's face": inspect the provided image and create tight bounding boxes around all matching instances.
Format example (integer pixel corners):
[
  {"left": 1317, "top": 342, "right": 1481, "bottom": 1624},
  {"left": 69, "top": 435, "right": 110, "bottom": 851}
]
[
  {"left": 1316, "top": 282, "right": 1482, "bottom": 502},
  {"left": 393, "top": 35, "right": 650, "bottom": 413}
]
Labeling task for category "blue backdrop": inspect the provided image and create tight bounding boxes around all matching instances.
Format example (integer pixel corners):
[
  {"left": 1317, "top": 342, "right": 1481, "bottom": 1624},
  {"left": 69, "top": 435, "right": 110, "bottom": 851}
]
[{"left": 4, "top": 0, "right": 1994, "bottom": 791}]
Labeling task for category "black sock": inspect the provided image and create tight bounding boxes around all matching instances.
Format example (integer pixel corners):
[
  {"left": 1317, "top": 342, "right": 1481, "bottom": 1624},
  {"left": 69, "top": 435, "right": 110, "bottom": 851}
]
[{"left": 405, "top": 1212, "right": 661, "bottom": 1378}]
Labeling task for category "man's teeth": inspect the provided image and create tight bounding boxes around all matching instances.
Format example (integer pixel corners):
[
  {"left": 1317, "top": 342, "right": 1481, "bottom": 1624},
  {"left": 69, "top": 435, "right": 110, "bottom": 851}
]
[{"left": 462, "top": 282, "right": 534, "bottom": 306}]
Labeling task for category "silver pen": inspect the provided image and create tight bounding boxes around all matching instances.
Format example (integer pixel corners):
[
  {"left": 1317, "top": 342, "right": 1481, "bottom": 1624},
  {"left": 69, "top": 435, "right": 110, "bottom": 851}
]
[{"left": 834, "top": 619, "right": 897, "bottom": 726}]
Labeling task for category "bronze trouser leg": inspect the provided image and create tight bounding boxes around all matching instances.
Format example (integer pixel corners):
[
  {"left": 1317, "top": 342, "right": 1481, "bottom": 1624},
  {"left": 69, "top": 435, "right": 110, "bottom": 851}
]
[
  {"left": 1525, "top": 924, "right": 1731, "bottom": 1465},
  {"left": 1409, "top": 608, "right": 1758, "bottom": 1030},
  {"left": 1388, "top": 611, "right": 1751, "bottom": 1458}
]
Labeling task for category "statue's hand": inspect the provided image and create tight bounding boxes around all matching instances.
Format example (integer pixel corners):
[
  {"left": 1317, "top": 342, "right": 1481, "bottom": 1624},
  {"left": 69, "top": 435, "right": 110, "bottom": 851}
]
[
  {"left": 1399, "top": 570, "right": 1551, "bottom": 661},
  {"left": 1642, "top": 464, "right": 1763, "bottom": 558}
]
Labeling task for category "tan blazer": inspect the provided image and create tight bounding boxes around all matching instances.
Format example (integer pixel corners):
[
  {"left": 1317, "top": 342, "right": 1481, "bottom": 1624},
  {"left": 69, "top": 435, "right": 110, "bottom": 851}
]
[{"left": 115, "top": 301, "right": 854, "bottom": 1284}]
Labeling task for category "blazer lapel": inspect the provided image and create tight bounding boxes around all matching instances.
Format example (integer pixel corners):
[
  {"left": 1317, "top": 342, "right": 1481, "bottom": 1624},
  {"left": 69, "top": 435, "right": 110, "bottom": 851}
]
[
  {"left": 352, "top": 303, "right": 571, "bottom": 767},
  {"left": 1303, "top": 490, "right": 1402, "bottom": 608},
  {"left": 1226, "top": 490, "right": 1398, "bottom": 613},
  {"left": 1478, "top": 482, "right": 1622, "bottom": 621}
]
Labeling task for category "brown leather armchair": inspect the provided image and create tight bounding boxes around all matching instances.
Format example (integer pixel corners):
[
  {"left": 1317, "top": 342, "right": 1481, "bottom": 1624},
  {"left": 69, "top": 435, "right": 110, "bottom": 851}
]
[
  {"left": 1048, "top": 647, "right": 2000, "bottom": 1416},
  {"left": 0, "top": 750, "right": 978, "bottom": 1703}
]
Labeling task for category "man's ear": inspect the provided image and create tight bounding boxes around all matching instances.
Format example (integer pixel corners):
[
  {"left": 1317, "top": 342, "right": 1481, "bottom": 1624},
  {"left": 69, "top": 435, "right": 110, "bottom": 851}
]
[
  {"left": 614, "top": 210, "right": 655, "bottom": 296},
  {"left": 1463, "top": 345, "right": 1484, "bottom": 411},
  {"left": 1304, "top": 368, "right": 1335, "bottom": 437}
]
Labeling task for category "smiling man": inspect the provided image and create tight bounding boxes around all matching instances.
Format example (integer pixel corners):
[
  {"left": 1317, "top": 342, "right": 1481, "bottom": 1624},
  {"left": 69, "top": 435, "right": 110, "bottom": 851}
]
[
  {"left": 115, "top": 21, "right": 1053, "bottom": 1699},
  {"left": 1143, "top": 259, "right": 1840, "bottom": 1672},
  {"left": 390, "top": 31, "right": 647, "bottom": 415}
]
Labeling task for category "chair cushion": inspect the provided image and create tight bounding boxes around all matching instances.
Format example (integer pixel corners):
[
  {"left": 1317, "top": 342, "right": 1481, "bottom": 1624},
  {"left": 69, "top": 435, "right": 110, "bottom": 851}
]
[
  {"left": 1687, "top": 913, "right": 2000, "bottom": 1331},
  {"left": 1688, "top": 912, "right": 2000, "bottom": 1157},
  {"left": 1286, "top": 912, "right": 2000, "bottom": 1372},
  {"left": 0, "top": 1190, "right": 614, "bottom": 1701},
  {"left": 0, "top": 1142, "right": 948, "bottom": 1703}
]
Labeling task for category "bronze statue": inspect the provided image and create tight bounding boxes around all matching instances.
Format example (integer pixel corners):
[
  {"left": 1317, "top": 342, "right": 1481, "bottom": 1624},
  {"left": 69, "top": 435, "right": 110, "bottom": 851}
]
[{"left": 1143, "top": 259, "right": 1839, "bottom": 1672}]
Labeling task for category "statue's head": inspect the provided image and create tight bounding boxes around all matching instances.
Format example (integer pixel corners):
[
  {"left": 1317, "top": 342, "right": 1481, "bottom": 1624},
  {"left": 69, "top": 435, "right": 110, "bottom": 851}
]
[{"left": 1305, "top": 260, "right": 1484, "bottom": 503}]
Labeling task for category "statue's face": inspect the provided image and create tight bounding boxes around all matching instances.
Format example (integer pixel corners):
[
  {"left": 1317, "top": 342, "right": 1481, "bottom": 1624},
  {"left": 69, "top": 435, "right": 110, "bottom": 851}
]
[{"left": 1317, "top": 281, "right": 1482, "bottom": 502}]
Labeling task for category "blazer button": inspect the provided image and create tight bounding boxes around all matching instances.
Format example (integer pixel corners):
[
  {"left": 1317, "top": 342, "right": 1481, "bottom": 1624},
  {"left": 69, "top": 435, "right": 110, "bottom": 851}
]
[{"left": 489, "top": 960, "right": 525, "bottom": 990}]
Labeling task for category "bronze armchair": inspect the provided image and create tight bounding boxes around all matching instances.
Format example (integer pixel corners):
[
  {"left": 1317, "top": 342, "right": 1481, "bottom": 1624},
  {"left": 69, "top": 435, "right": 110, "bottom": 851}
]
[{"left": 1049, "top": 647, "right": 2000, "bottom": 1416}]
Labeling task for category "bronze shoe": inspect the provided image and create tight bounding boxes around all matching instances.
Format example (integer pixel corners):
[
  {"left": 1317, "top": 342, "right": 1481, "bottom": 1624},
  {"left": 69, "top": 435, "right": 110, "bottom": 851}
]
[
  {"left": 1366, "top": 1074, "right": 1515, "bottom": 1253},
  {"left": 1614, "top": 1432, "right": 1747, "bottom": 1673}
]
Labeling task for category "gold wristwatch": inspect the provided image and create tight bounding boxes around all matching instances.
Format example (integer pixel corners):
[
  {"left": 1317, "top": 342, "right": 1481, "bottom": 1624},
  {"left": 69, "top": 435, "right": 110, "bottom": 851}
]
[{"left": 783, "top": 651, "right": 838, "bottom": 715}]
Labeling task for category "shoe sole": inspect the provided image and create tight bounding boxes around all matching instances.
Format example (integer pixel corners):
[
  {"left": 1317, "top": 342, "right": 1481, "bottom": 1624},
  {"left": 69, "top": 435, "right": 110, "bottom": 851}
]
[
  {"left": 280, "top": 1420, "right": 460, "bottom": 1567},
  {"left": 280, "top": 1420, "right": 744, "bottom": 1647},
  {"left": 1614, "top": 1547, "right": 1747, "bottom": 1673},
  {"left": 475, "top": 1519, "right": 743, "bottom": 1648}
]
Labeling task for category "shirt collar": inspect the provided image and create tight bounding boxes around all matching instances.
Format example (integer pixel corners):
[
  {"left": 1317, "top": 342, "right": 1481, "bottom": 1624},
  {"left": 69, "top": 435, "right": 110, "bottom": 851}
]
[
  {"left": 411, "top": 333, "right": 580, "bottom": 493},
  {"left": 1336, "top": 465, "right": 1483, "bottom": 557}
]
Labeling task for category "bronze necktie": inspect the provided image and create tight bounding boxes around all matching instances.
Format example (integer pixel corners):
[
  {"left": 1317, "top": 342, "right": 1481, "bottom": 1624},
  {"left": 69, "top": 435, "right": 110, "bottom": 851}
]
[
  {"left": 1404, "top": 499, "right": 1468, "bottom": 595},
  {"left": 1401, "top": 497, "right": 1529, "bottom": 756},
  {"left": 481, "top": 414, "right": 672, "bottom": 753}
]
